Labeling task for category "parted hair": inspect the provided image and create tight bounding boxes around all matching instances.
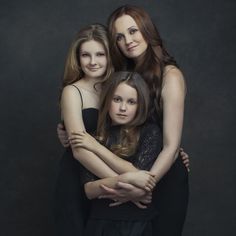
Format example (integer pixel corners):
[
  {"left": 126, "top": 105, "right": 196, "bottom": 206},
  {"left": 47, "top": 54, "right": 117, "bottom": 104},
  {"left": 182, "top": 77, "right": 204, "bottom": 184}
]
[
  {"left": 97, "top": 71, "right": 150, "bottom": 157},
  {"left": 108, "top": 5, "right": 178, "bottom": 120},
  {"left": 62, "top": 23, "right": 113, "bottom": 88}
]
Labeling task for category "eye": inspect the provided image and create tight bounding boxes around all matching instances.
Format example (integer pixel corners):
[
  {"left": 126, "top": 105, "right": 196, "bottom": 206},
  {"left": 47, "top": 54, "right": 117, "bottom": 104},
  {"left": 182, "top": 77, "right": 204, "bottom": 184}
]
[
  {"left": 81, "top": 53, "right": 89, "bottom": 57},
  {"left": 116, "top": 34, "right": 123, "bottom": 42},
  {"left": 129, "top": 28, "right": 138, "bottom": 35},
  {"left": 128, "top": 99, "right": 137, "bottom": 105},
  {"left": 113, "top": 96, "right": 121, "bottom": 103},
  {"left": 96, "top": 52, "right": 106, "bottom": 57}
]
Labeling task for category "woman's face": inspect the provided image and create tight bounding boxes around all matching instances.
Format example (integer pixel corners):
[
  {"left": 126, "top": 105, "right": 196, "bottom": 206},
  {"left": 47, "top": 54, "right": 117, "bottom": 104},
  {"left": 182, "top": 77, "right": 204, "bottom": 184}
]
[
  {"left": 79, "top": 40, "right": 107, "bottom": 79},
  {"left": 109, "top": 82, "right": 138, "bottom": 125},
  {"left": 114, "top": 14, "right": 148, "bottom": 60}
]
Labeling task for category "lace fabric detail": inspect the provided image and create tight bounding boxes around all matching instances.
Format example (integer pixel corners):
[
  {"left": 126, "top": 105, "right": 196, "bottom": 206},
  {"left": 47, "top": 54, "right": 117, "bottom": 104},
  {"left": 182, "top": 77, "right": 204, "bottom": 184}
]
[
  {"left": 128, "top": 123, "right": 163, "bottom": 170},
  {"left": 80, "top": 122, "right": 163, "bottom": 184}
]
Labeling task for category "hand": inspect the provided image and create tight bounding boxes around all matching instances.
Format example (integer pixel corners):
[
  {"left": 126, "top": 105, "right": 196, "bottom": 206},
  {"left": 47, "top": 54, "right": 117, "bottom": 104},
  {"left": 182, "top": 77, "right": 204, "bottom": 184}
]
[
  {"left": 69, "top": 131, "right": 98, "bottom": 152},
  {"left": 100, "top": 182, "right": 152, "bottom": 209},
  {"left": 180, "top": 148, "right": 190, "bottom": 172},
  {"left": 119, "top": 171, "right": 156, "bottom": 192},
  {"left": 98, "top": 182, "right": 147, "bottom": 203},
  {"left": 57, "top": 123, "right": 69, "bottom": 147}
]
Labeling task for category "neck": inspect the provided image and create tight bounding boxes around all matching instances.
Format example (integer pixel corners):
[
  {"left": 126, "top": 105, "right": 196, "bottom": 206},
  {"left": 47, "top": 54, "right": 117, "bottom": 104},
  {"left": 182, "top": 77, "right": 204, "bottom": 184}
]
[
  {"left": 133, "top": 51, "right": 146, "bottom": 64},
  {"left": 83, "top": 76, "right": 102, "bottom": 87}
]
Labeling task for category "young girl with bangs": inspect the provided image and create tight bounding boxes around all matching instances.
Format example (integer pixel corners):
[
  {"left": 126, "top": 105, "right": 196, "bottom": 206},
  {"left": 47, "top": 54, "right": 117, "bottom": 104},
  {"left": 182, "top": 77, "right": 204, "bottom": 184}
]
[{"left": 69, "top": 71, "right": 163, "bottom": 236}]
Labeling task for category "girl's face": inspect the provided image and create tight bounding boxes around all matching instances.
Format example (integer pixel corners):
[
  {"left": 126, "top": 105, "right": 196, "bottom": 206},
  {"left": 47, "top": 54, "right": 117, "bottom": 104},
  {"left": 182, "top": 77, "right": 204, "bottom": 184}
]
[
  {"left": 114, "top": 14, "right": 148, "bottom": 60},
  {"left": 109, "top": 82, "right": 138, "bottom": 125},
  {"left": 79, "top": 40, "right": 107, "bottom": 79}
]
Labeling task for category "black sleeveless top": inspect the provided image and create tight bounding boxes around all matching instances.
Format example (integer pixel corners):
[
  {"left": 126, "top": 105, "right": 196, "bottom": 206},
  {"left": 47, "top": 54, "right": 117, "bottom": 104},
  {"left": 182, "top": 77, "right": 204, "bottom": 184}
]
[{"left": 69, "top": 84, "right": 98, "bottom": 134}]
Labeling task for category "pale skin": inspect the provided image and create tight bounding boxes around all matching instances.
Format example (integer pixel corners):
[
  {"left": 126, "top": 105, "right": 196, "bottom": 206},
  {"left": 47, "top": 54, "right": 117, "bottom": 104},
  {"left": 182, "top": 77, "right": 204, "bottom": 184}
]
[
  {"left": 85, "top": 14, "right": 188, "bottom": 201},
  {"left": 59, "top": 17, "right": 190, "bottom": 204},
  {"left": 61, "top": 40, "right": 156, "bottom": 203},
  {"left": 69, "top": 82, "right": 157, "bottom": 202},
  {"left": 114, "top": 15, "right": 187, "bottom": 182},
  {"left": 70, "top": 66, "right": 186, "bottom": 201},
  {"left": 61, "top": 40, "right": 117, "bottom": 178}
]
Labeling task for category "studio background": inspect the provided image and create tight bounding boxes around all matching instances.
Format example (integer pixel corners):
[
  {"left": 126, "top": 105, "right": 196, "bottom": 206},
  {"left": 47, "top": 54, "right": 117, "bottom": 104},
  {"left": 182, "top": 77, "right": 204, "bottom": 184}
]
[{"left": 0, "top": 0, "right": 235, "bottom": 235}]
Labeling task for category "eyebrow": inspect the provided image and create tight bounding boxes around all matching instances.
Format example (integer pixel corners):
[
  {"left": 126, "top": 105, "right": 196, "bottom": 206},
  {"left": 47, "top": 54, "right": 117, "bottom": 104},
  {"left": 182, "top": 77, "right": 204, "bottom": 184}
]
[
  {"left": 116, "top": 26, "right": 138, "bottom": 35},
  {"left": 80, "top": 50, "right": 105, "bottom": 53}
]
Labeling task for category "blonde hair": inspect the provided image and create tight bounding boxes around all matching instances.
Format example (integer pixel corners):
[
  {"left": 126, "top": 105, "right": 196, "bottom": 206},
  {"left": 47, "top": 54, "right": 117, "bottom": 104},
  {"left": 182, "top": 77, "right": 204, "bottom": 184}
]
[{"left": 62, "top": 24, "right": 114, "bottom": 88}]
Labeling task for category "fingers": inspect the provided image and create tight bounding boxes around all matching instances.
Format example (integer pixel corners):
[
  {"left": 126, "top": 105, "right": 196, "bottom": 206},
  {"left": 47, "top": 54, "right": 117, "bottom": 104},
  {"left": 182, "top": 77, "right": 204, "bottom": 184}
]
[
  {"left": 100, "top": 184, "right": 119, "bottom": 195},
  {"left": 144, "top": 174, "right": 156, "bottom": 192},
  {"left": 144, "top": 184, "right": 154, "bottom": 192},
  {"left": 140, "top": 198, "right": 152, "bottom": 204},
  {"left": 98, "top": 194, "right": 117, "bottom": 199},
  {"left": 179, "top": 148, "right": 190, "bottom": 172},
  {"left": 116, "top": 182, "right": 134, "bottom": 190},
  {"left": 133, "top": 201, "right": 147, "bottom": 209},
  {"left": 109, "top": 201, "right": 123, "bottom": 207},
  {"left": 57, "top": 123, "right": 65, "bottom": 131}
]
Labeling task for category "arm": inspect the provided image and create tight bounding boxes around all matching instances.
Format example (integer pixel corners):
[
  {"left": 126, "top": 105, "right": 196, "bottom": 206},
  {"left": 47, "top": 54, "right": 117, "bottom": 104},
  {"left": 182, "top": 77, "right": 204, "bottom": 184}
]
[
  {"left": 150, "top": 67, "right": 186, "bottom": 182},
  {"left": 57, "top": 123, "right": 70, "bottom": 147},
  {"left": 95, "top": 69, "right": 186, "bottom": 200},
  {"left": 83, "top": 123, "right": 161, "bottom": 202},
  {"left": 84, "top": 171, "right": 155, "bottom": 199},
  {"left": 180, "top": 148, "right": 190, "bottom": 172},
  {"left": 69, "top": 131, "right": 138, "bottom": 173},
  {"left": 61, "top": 86, "right": 117, "bottom": 178}
]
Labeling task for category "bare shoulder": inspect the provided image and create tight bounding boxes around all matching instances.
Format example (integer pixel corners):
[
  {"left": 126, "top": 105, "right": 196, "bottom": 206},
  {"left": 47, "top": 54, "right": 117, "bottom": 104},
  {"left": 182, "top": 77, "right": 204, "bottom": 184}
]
[
  {"left": 62, "top": 84, "right": 80, "bottom": 96},
  {"left": 61, "top": 85, "right": 83, "bottom": 106},
  {"left": 163, "top": 66, "right": 185, "bottom": 91},
  {"left": 163, "top": 65, "right": 184, "bottom": 83}
]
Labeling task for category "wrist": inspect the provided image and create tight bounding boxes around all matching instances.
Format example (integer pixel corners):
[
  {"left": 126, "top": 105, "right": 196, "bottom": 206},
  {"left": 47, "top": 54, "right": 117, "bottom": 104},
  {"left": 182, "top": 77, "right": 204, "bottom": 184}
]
[{"left": 120, "top": 172, "right": 133, "bottom": 184}]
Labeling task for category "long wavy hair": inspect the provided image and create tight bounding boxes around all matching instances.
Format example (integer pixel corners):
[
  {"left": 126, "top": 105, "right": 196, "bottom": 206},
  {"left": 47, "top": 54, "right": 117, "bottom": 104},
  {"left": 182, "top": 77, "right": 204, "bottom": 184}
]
[
  {"left": 108, "top": 5, "right": 178, "bottom": 121},
  {"left": 97, "top": 71, "right": 150, "bottom": 157},
  {"left": 61, "top": 23, "right": 113, "bottom": 89}
]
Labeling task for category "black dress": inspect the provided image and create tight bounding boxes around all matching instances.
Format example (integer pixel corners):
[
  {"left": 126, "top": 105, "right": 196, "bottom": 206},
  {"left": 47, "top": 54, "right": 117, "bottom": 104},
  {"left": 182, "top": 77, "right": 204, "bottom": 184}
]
[
  {"left": 54, "top": 86, "right": 188, "bottom": 236},
  {"left": 82, "top": 123, "right": 163, "bottom": 236},
  {"left": 149, "top": 108, "right": 189, "bottom": 236},
  {"left": 53, "top": 108, "right": 98, "bottom": 236}
]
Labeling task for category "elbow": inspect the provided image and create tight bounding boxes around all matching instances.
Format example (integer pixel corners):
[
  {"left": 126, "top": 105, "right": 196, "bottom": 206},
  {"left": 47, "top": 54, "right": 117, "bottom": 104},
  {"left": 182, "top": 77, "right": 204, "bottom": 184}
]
[
  {"left": 84, "top": 182, "right": 93, "bottom": 200},
  {"left": 162, "top": 144, "right": 180, "bottom": 163},
  {"left": 71, "top": 147, "right": 83, "bottom": 162}
]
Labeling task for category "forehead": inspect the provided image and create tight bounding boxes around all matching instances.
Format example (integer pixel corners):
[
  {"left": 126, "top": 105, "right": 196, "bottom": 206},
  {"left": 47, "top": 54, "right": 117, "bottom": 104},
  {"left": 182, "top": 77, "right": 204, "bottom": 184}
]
[
  {"left": 114, "top": 14, "right": 138, "bottom": 32},
  {"left": 114, "top": 82, "right": 137, "bottom": 97},
  {"left": 80, "top": 40, "right": 105, "bottom": 51}
]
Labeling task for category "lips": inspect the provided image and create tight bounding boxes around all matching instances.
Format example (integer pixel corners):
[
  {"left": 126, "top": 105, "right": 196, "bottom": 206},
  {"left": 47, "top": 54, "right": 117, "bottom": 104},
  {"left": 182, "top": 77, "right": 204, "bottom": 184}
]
[
  {"left": 127, "top": 45, "right": 137, "bottom": 51},
  {"left": 88, "top": 67, "right": 100, "bottom": 71},
  {"left": 117, "top": 114, "right": 127, "bottom": 118}
]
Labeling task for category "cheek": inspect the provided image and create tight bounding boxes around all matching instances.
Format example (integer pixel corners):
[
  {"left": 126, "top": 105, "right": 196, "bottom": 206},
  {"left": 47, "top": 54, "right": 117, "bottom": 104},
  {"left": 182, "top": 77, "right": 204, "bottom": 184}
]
[
  {"left": 100, "top": 57, "right": 108, "bottom": 66},
  {"left": 80, "top": 58, "right": 88, "bottom": 66},
  {"left": 117, "top": 41, "right": 125, "bottom": 52},
  {"left": 109, "top": 103, "right": 116, "bottom": 115},
  {"left": 130, "top": 106, "right": 138, "bottom": 118},
  {"left": 104, "top": 58, "right": 108, "bottom": 66}
]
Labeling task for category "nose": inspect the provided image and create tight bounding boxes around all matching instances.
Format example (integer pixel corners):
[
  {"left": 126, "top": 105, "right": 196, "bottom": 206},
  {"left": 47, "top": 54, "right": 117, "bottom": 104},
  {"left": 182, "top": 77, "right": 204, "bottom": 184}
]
[
  {"left": 119, "top": 102, "right": 126, "bottom": 111},
  {"left": 124, "top": 34, "right": 132, "bottom": 45},
  {"left": 90, "top": 55, "right": 97, "bottom": 65}
]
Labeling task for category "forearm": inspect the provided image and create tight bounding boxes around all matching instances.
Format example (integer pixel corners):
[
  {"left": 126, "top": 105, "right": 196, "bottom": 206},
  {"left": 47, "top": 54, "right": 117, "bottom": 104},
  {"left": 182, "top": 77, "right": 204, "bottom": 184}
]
[
  {"left": 84, "top": 176, "right": 120, "bottom": 199},
  {"left": 93, "top": 142, "right": 138, "bottom": 174},
  {"left": 72, "top": 148, "right": 117, "bottom": 178},
  {"left": 150, "top": 146, "right": 179, "bottom": 183}
]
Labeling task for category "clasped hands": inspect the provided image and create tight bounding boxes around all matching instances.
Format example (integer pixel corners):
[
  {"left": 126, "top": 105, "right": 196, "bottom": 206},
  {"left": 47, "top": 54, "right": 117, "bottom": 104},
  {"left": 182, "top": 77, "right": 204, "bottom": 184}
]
[{"left": 69, "top": 131, "right": 156, "bottom": 209}]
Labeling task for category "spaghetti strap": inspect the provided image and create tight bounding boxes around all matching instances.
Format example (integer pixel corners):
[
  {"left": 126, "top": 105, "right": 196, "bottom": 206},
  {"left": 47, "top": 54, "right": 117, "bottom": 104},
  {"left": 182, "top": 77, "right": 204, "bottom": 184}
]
[{"left": 71, "top": 85, "right": 83, "bottom": 108}]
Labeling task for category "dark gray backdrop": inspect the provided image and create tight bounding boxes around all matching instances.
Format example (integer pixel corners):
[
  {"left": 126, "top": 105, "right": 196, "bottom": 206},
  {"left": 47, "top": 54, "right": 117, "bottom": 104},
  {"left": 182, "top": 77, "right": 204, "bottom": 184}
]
[{"left": 0, "top": 0, "right": 235, "bottom": 235}]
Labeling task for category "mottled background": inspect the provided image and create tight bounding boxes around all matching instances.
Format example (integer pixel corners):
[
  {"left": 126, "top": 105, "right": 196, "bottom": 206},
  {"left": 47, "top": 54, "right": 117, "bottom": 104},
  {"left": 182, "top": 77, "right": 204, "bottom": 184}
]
[{"left": 0, "top": 0, "right": 235, "bottom": 235}]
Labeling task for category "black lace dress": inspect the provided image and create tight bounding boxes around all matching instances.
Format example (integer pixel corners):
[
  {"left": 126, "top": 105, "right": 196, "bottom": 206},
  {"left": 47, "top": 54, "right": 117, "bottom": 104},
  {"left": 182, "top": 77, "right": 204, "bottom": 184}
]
[{"left": 82, "top": 123, "right": 163, "bottom": 236}]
